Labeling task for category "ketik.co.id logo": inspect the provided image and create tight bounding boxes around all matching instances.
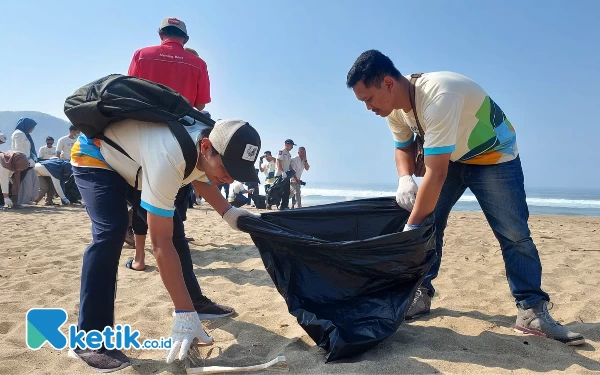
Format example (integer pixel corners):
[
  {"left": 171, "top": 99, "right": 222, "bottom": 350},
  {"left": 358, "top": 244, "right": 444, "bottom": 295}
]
[{"left": 26, "top": 308, "right": 159, "bottom": 350}]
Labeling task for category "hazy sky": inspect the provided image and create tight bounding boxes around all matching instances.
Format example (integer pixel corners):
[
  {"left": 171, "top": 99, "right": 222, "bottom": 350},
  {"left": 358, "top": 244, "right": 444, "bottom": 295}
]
[{"left": 2, "top": 0, "right": 599, "bottom": 188}]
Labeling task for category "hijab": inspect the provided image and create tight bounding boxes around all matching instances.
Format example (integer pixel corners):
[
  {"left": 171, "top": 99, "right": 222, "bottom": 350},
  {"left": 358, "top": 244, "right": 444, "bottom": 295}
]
[{"left": 14, "top": 117, "right": 38, "bottom": 161}]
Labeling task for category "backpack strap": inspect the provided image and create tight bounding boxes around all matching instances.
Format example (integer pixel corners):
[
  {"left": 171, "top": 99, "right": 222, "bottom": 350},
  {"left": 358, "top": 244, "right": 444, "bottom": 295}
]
[
  {"left": 408, "top": 73, "right": 424, "bottom": 138},
  {"left": 167, "top": 120, "right": 198, "bottom": 180}
]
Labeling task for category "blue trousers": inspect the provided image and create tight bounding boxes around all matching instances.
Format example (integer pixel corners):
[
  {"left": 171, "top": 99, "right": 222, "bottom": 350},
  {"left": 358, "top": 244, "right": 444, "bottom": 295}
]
[
  {"left": 422, "top": 156, "right": 550, "bottom": 309},
  {"left": 73, "top": 167, "right": 204, "bottom": 332}
]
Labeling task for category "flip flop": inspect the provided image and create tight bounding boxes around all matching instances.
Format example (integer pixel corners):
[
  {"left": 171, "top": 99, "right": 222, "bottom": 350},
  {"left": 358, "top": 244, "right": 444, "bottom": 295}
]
[{"left": 125, "top": 258, "right": 146, "bottom": 271}]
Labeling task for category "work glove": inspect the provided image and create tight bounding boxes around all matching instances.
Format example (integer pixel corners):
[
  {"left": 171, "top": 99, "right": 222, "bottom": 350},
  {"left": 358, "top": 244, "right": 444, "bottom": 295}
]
[
  {"left": 396, "top": 175, "right": 418, "bottom": 212},
  {"left": 222, "top": 206, "right": 259, "bottom": 231},
  {"left": 62, "top": 197, "right": 71, "bottom": 205},
  {"left": 166, "top": 311, "right": 213, "bottom": 364},
  {"left": 4, "top": 197, "right": 13, "bottom": 208}
]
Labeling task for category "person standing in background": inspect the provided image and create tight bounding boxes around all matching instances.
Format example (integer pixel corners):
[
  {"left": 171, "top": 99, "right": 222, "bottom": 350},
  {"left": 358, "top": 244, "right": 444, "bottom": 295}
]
[
  {"left": 56, "top": 125, "right": 81, "bottom": 160},
  {"left": 290, "top": 146, "right": 310, "bottom": 209},
  {"left": 11, "top": 117, "right": 40, "bottom": 206},
  {"left": 124, "top": 17, "right": 213, "bottom": 269},
  {"left": 38, "top": 136, "right": 56, "bottom": 160},
  {"left": 274, "top": 139, "right": 295, "bottom": 210}
]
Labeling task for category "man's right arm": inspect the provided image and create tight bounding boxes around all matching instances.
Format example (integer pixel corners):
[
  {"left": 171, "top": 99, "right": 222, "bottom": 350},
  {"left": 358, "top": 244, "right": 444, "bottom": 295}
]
[{"left": 147, "top": 213, "right": 195, "bottom": 311}]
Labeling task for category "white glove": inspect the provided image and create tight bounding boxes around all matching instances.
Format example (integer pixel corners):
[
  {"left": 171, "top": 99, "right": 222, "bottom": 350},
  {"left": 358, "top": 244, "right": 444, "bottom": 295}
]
[
  {"left": 62, "top": 198, "right": 71, "bottom": 205},
  {"left": 222, "top": 206, "right": 259, "bottom": 231},
  {"left": 166, "top": 311, "right": 213, "bottom": 364},
  {"left": 396, "top": 175, "right": 418, "bottom": 212},
  {"left": 4, "top": 197, "right": 13, "bottom": 208}
]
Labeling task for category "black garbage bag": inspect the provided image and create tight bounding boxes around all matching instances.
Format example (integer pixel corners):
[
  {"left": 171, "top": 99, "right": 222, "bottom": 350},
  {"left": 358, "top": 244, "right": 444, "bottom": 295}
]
[{"left": 237, "top": 197, "right": 437, "bottom": 362}]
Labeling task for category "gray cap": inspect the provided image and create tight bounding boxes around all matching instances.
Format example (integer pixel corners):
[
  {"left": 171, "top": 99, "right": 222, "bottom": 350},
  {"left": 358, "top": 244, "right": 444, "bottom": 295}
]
[{"left": 159, "top": 17, "right": 188, "bottom": 36}]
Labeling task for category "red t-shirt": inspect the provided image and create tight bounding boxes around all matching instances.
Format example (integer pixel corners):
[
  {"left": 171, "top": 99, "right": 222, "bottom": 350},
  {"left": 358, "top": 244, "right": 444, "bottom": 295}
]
[{"left": 127, "top": 39, "right": 211, "bottom": 106}]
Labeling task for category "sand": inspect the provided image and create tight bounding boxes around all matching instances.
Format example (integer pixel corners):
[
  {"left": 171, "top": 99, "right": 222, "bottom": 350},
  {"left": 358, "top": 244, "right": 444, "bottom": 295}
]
[{"left": 1, "top": 204, "right": 599, "bottom": 374}]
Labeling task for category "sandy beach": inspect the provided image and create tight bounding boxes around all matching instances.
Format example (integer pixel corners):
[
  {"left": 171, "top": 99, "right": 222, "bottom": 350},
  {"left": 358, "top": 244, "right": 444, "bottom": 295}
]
[{"left": 1, "top": 204, "right": 599, "bottom": 374}]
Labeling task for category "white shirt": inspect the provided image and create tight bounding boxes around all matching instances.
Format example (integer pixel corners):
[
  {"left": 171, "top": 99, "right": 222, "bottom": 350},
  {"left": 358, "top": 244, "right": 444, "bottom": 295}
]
[
  {"left": 72, "top": 119, "right": 210, "bottom": 217},
  {"left": 387, "top": 71, "right": 518, "bottom": 165},
  {"left": 290, "top": 156, "right": 307, "bottom": 180},
  {"left": 275, "top": 149, "right": 292, "bottom": 176},
  {"left": 56, "top": 135, "right": 78, "bottom": 160},
  {"left": 11, "top": 130, "right": 35, "bottom": 167},
  {"left": 38, "top": 146, "right": 57, "bottom": 160},
  {"left": 261, "top": 159, "right": 277, "bottom": 183}
]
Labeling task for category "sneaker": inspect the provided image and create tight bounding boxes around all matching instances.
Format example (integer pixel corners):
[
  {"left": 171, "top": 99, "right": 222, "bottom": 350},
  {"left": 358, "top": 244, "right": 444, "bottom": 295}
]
[
  {"left": 405, "top": 287, "right": 432, "bottom": 320},
  {"left": 68, "top": 348, "right": 130, "bottom": 373},
  {"left": 515, "top": 300, "right": 585, "bottom": 345},
  {"left": 194, "top": 295, "right": 235, "bottom": 320}
]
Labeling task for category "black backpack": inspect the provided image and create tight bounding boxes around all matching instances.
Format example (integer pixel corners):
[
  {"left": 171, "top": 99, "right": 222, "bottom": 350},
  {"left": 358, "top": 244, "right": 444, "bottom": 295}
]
[{"left": 63, "top": 74, "right": 214, "bottom": 179}]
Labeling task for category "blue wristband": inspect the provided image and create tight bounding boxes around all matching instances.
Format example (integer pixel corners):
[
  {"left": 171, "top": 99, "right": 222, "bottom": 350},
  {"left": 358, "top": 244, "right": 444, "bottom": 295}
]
[{"left": 405, "top": 223, "right": 422, "bottom": 229}]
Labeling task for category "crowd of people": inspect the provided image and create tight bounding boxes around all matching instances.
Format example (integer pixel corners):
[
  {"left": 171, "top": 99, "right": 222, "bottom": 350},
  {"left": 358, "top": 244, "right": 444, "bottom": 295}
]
[{"left": 0, "top": 122, "right": 80, "bottom": 209}]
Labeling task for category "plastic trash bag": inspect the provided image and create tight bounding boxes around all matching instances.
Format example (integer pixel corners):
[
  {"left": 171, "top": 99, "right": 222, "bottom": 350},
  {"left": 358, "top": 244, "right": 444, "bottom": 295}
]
[{"left": 237, "top": 197, "right": 437, "bottom": 362}]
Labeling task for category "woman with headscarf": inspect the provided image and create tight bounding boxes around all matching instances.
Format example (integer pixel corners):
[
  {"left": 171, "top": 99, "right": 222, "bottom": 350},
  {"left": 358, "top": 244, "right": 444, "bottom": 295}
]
[
  {"left": 0, "top": 151, "right": 29, "bottom": 209},
  {"left": 11, "top": 117, "right": 41, "bottom": 206},
  {"left": 35, "top": 159, "right": 73, "bottom": 205}
]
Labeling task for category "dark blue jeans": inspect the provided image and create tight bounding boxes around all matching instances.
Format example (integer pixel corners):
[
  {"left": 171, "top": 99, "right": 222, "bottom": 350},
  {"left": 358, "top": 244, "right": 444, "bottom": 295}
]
[
  {"left": 422, "top": 156, "right": 550, "bottom": 309},
  {"left": 73, "top": 167, "right": 204, "bottom": 332}
]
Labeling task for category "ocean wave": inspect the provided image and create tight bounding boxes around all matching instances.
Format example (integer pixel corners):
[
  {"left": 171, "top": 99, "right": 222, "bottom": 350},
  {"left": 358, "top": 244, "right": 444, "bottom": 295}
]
[{"left": 300, "top": 188, "right": 600, "bottom": 209}]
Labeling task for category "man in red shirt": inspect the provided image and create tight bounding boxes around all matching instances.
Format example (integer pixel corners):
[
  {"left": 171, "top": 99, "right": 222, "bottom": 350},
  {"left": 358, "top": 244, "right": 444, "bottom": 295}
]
[
  {"left": 128, "top": 17, "right": 211, "bottom": 110},
  {"left": 126, "top": 18, "right": 233, "bottom": 320}
]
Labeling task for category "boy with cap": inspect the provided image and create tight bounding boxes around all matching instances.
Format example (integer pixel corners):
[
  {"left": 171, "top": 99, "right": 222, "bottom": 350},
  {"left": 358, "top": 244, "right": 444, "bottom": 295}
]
[
  {"left": 274, "top": 139, "right": 295, "bottom": 210},
  {"left": 69, "top": 118, "right": 261, "bottom": 372}
]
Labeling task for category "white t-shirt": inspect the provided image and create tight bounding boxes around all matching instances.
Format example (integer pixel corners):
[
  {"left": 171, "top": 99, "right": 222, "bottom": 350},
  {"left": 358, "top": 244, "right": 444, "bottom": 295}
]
[
  {"left": 275, "top": 149, "right": 292, "bottom": 176},
  {"left": 56, "top": 135, "right": 78, "bottom": 160},
  {"left": 71, "top": 119, "right": 210, "bottom": 217},
  {"left": 261, "top": 160, "right": 276, "bottom": 183},
  {"left": 290, "top": 156, "right": 307, "bottom": 180},
  {"left": 387, "top": 71, "right": 518, "bottom": 165},
  {"left": 38, "top": 146, "right": 57, "bottom": 160}
]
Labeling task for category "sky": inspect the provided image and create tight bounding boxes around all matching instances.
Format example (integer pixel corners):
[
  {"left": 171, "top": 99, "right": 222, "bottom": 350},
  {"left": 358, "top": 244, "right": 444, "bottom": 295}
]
[{"left": 1, "top": 0, "right": 599, "bottom": 188}]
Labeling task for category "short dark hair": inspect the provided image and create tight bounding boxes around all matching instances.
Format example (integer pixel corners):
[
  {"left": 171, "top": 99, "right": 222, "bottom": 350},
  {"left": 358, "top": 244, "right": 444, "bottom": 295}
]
[
  {"left": 346, "top": 50, "right": 402, "bottom": 89},
  {"left": 46, "top": 136, "right": 54, "bottom": 141},
  {"left": 200, "top": 127, "right": 219, "bottom": 155},
  {"left": 69, "top": 125, "right": 77, "bottom": 132},
  {"left": 264, "top": 151, "right": 272, "bottom": 156},
  {"left": 159, "top": 26, "right": 188, "bottom": 39}
]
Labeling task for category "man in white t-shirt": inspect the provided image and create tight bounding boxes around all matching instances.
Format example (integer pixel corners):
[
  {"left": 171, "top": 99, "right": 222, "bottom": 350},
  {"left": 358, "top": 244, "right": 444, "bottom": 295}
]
[
  {"left": 346, "top": 49, "right": 583, "bottom": 346},
  {"left": 259, "top": 151, "right": 277, "bottom": 185},
  {"left": 290, "top": 147, "right": 310, "bottom": 208},
  {"left": 70, "top": 118, "right": 261, "bottom": 369},
  {"left": 38, "top": 136, "right": 57, "bottom": 160},
  {"left": 56, "top": 125, "right": 81, "bottom": 160}
]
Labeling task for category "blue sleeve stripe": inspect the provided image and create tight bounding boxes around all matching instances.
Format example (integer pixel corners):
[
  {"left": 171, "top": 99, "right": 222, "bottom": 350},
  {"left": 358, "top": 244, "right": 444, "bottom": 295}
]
[
  {"left": 394, "top": 138, "right": 414, "bottom": 149},
  {"left": 424, "top": 145, "right": 456, "bottom": 155},
  {"left": 140, "top": 200, "right": 175, "bottom": 217}
]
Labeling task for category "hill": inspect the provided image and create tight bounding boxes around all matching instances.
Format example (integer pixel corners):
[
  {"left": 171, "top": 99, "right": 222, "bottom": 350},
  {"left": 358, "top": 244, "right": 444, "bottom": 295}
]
[{"left": 0, "top": 111, "right": 72, "bottom": 152}]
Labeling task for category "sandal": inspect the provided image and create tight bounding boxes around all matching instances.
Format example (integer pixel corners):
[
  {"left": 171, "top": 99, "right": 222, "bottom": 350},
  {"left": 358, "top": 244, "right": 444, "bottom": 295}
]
[{"left": 125, "top": 258, "right": 146, "bottom": 271}]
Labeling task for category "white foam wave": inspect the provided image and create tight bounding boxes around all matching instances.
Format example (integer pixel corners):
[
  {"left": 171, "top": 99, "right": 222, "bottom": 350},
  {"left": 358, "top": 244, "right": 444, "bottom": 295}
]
[{"left": 301, "top": 188, "right": 600, "bottom": 209}]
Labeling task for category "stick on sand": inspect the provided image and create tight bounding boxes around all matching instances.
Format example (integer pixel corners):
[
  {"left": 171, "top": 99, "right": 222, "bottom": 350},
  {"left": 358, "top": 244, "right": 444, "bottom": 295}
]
[{"left": 186, "top": 356, "right": 289, "bottom": 375}]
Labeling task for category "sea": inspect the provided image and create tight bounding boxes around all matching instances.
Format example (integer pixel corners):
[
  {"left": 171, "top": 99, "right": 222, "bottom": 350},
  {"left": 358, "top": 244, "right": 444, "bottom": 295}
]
[{"left": 268, "top": 182, "right": 600, "bottom": 217}]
